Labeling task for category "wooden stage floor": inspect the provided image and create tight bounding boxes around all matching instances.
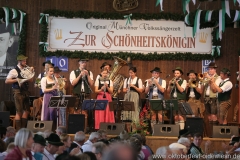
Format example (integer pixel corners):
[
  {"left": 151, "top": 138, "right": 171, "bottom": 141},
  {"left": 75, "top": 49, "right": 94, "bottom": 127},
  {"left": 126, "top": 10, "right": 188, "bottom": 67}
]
[{"left": 69, "top": 135, "right": 231, "bottom": 154}]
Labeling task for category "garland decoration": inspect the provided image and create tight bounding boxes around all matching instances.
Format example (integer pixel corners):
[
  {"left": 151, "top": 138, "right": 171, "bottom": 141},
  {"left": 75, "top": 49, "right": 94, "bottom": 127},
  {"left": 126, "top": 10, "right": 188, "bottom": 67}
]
[{"left": 0, "top": 7, "right": 27, "bottom": 56}]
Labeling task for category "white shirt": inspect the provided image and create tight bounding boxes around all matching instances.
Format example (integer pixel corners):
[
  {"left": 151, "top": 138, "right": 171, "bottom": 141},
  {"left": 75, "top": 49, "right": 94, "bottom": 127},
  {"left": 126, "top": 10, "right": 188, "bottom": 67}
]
[
  {"left": 42, "top": 148, "right": 55, "bottom": 160},
  {"left": 82, "top": 139, "right": 93, "bottom": 152},
  {"left": 205, "top": 74, "right": 222, "bottom": 96},
  {"left": 6, "top": 65, "right": 21, "bottom": 79},
  {"left": 40, "top": 76, "right": 58, "bottom": 93},
  {"left": 94, "top": 78, "right": 113, "bottom": 87},
  {"left": 38, "top": 72, "right": 46, "bottom": 78},
  {"left": 123, "top": 77, "right": 143, "bottom": 89},
  {"left": 69, "top": 69, "right": 93, "bottom": 92},
  {"left": 146, "top": 77, "right": 166, "bottom": 96},
  {"left": 189, "top": 82, "right": 202, "bottom": 98},
  {"left": 219, "top": 78, "right": 233, "bottom": 93},
  {"left": 72, "top": 141, "right": 83, "bottom": 155}
]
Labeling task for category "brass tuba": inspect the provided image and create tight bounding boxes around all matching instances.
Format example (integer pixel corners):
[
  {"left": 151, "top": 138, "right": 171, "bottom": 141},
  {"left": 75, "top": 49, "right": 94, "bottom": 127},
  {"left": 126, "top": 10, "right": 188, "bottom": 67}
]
[
  {"left": 109, "top": 56, "right": 128, "bottom": 98},
  {"left": 17, "top": 65, "right": 35, "bottom": 86}
]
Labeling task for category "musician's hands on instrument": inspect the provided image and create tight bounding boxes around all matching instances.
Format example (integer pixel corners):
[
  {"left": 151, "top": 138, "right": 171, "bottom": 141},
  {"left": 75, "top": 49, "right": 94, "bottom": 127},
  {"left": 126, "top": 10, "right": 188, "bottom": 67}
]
[{"left": 52, "top": 83, "right": 58, "bottom": 90}]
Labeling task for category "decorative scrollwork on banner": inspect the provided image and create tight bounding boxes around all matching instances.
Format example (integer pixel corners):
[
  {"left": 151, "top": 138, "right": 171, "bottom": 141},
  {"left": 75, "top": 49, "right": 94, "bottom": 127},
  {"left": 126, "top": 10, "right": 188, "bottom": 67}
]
[{"left": 113, "top": 0, "right": 138, "bottom": 12}]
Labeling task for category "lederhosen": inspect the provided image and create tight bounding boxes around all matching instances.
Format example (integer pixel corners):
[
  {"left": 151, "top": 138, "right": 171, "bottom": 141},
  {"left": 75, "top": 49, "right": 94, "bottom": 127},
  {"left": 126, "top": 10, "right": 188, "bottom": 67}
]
[
  {"left": 186, "top": 86, "right": 203, "bottom": 116},
  {"left": 204, "top": 74, "right": 218, "bottom": 115},
  {"left": 217, "top": 80, "right": 232, "bottom": 121},
  {"left": 148, "top": 78, "right": 164, "bottom": 121},
  {"left": 12, "top": 66, "right": 30, "bottom": 113}
]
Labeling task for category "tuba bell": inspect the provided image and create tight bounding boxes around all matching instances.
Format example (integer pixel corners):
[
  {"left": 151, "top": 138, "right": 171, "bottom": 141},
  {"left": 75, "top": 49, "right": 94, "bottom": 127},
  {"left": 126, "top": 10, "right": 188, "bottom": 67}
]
[
  {"left": 109, "top": 56, "right": 128, "bottom": 98},
  {"left": 18, "top": 65, "right": 35, "bottom": 86}
]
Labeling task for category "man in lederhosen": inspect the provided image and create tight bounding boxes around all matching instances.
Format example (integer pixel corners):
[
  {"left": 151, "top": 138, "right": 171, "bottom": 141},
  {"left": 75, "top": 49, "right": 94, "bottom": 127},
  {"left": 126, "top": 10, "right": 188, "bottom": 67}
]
[
  {"left": 210, "top": 68, "right": 232, "bottom": 125},
  {"left": 186, "top": 70, "right": 204, "bottom": 117},
  {"left": 145, "top": 67, "right": 166, "bottom": 132},
  {"left": 167, "top": 67, "right": 186, "bottom": 130},
  {"left": 202, "top": 62, "right": 222, "bottom": 136},
  {"left": 70, "top": 58, "right": 94, "bottom": 131},
  {"left": 5, "top": 55, "right": 34, "bottom": 130}
]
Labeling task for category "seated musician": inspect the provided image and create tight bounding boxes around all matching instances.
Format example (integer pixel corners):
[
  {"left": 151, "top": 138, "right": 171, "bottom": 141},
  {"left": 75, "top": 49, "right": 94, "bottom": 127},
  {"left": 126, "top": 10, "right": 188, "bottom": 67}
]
[
  {"left": 144, "top": 67, "right": 166, "bottom": 132},
  {"left": 167, "top": 67, "right": 186, "bottom": 130},
  {"left": 186, "top": 70, "right": 204, "bottom": 117}
]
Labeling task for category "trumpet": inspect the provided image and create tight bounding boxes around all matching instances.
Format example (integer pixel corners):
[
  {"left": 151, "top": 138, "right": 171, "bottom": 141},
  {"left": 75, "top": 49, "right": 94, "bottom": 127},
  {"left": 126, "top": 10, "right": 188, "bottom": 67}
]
[
  {"left": 198, "top": 72, "right": 211, "bottom": 83},
  {"left": 170, "top": 77, "right": 178, "bottom": 88},
  {"left": 189, "top": 79, "right": 197, "bottom": 88}
]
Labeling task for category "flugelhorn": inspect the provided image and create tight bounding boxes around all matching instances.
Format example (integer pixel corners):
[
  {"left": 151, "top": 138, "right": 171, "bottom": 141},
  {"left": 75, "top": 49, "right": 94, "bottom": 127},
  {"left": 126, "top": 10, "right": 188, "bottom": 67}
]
[{"left": 189, "top": 79, "right": 197, "bottom": 88}]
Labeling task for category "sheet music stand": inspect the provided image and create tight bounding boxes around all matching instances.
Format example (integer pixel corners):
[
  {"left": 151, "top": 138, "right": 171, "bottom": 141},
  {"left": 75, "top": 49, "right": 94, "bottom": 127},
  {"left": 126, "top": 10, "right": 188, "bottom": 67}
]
[
  {"left": 82, "top": 99, "right": 108, "bottom": 132},
  {"left": 178, "top": 102, "right": 193, "bottom": 115},
  {"left": 48, "top": 95, "right": 77, "bottom": 127},
  {"left": 150, "top": 99, "right": 178, "bottom": 124},
  {"left": 120, "top": 101, "right": 134, "bottom": 122}
]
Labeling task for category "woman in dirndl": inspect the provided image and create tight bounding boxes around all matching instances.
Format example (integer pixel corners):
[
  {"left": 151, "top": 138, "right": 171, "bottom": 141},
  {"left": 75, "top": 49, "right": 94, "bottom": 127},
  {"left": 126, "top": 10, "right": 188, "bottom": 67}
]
[
  {"left": 41, "top": 66, "right": 59, "bottom": 124},
  {"left": 94, "top": 69, "right": 115, "bottom": 129},
  {"left": 123, "top": 67, "right": 143, "bottom": 130}
]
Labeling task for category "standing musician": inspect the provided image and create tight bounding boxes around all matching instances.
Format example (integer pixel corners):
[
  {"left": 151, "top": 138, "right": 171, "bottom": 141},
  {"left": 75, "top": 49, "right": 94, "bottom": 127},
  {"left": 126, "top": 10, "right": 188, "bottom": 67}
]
[
  {"left": 210, "top": 68, "right": 232, "bottom": 125},
  {"left": 5, "top": 55, "right": 34, "bottom": 130},
  {"left": 186, "top": 70, "right": 204, "bottom": 117},
  {"left": 94, "top": 69, "right": 115, "bottom": 129},
  {"left": 69, "top": 58, "right": 94, "bottom": 130},
  {"left": 202, "top": 62, "right": 221, "bottom": 131},
  {"left": 40, "top": 66, "right": 59, "bottom": 125},
  {"left": 167, "top": 67, "right": 186, "bottom": 130},
  {"left": 54, "top": 66, "right": 68, "bottom": 127},
  {"left": 144, "top": 67, "right": 166, "bottom": 130},
  {"left": 96, "top": 62, "right": 111, "bottom": 80},
  {"left": 123, "top": 67, "right": 143, "bottom": 131},
  {"left": 35, "top": 60, "right": 54, "bottom": 96}
]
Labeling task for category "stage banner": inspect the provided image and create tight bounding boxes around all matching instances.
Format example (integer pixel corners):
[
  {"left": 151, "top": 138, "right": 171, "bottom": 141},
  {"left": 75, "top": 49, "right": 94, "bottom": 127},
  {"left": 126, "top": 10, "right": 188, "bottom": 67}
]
[{"left": 48, "top": 17, "right": 212, "bottom": 54}]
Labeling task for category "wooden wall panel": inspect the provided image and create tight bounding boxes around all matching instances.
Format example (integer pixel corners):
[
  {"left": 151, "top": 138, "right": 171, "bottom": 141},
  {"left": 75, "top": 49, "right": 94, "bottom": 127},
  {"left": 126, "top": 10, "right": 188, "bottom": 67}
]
[{"left": 0, "top": 0, "right": 239, "bottom": 122}]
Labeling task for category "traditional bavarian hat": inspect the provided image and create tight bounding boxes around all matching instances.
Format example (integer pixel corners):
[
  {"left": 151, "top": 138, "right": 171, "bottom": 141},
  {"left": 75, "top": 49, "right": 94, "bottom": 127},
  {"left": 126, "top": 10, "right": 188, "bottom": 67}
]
[{"left": 17, "top": 54, "right": 28, "bottom": 61}]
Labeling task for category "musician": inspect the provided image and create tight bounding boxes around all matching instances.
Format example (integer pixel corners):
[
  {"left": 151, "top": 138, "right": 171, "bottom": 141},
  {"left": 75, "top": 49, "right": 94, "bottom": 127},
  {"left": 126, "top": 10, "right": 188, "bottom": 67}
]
[
  {"left": 94, "top": 69, "right": 115, "bottom": 129},
  {"left": 40, "top": 66, "right": 58, "bottom": 124},
  {"left": 186, "top": 70, "right": 204, "bottom": 117},
  {"left": 202, "top": 62, "right": 221, "bottom": 129},
  {"left": 96, "top": 62, "right": 111, "bottom": 80},
  {"left": 54, "top": 66, "right": 68, "bottom": 127},
  {"left": 69, "top": 58, "right": 94, "bottom": 130},
  {"left": 5, "top": 55, "right": 33, "bottom": 130},
  {"left": 35, "top": 60, "right": 54, "bottom": 96},
  {"left": 167, "top": 67, "right": 186, "bottom": 130},
  {"left": 144, "top": 67, "right": 166, "bottom": 129},
  {"left": 123, "top": 67, "right": 143, "bottom": 131},
  {"left": 210, "top": 68, "right": 232, "bottom": 125}
]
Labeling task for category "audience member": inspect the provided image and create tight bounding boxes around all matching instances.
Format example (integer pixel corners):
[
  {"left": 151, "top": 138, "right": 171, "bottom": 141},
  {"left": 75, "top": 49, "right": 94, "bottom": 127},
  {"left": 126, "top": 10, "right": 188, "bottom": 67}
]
[
  {"left": 3, "top": 126, "right": 15, "bottom": 142},
  {"left": 119, "top": 130, "right": 130, "bottom": 141},
  {"left": 0, "top": 139, "right": 6, "bottom": 152},
  {"left": 102, "top": 143, "right": 138, "bottom": 160},
  {"left": 69, "top": 131, "right": 85, "bottom": 154},
  {"left": 5, "top": 137, "right": 14, "bottom": 148},
  {"left": 1, "top": 142, "right": 15, "bottom": 157},
  {"left": 5, "top": 128, "right": 34, "bottom": 160},
  {"left": 129, "top": 137, "right": 143, "bottom": 160},
  {"left": 82, "top": 132, "right": 99, "bottom": 152},
  {"left": 189, "top": 133, "right": 204, "bottom": 160},
  {"left": 43, "top": 130, "right": 53, "bottom": 138},
  {"left": 97, "top": 129, "right": 107, "bottom": 140},
  {"left": 60, "top": 133, "right": 72, "bottom": 154},
  {"left": 92, "top": 142, "right": 107, "bottom": 160},
  {"left": 55, "top": 126, "right": 67, "bottom": 136},
  {"left": 31, "top": 134, "right": 46, "bottom": 160},
  {"left": 84, "top": 151, "right": 97, "bottom": 160},
  {"left": 141, "top": 134, "right": 153, "bottom": 158},
  {"left": 42, "top": 133, "right": 64, "bottom": 160},
  {"left": 178, "top": 129, "right": 192, "bottom": 140}
]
